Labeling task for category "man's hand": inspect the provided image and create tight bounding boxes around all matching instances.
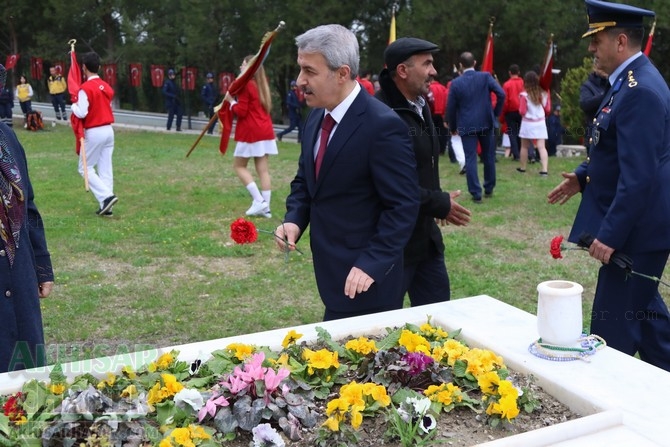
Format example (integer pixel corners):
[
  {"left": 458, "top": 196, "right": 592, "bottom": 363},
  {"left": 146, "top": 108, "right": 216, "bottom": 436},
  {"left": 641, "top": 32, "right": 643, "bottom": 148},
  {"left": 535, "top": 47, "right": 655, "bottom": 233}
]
[
  {"left": 547, "top": 172, "right": 581, "bottom": 205},
  {"left": 39, "top": 281, "right": 54, "bottom": 298},
  {"left": 589, "top": 238, "right": 615, "bottom": 264},
  {"left": 344, "top": 267, "right": 375, "bottom": 299},
  {"left": 443, "top": 190, "right": 471, "bottom": 226},
  {"left": 274, "top": 222, "right": 301, "bottom": 252}
]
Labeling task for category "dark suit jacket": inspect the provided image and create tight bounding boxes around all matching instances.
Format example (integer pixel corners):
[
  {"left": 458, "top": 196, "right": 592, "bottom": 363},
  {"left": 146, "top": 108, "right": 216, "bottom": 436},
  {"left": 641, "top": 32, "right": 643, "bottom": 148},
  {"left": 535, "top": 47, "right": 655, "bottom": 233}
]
[
  {"left": 447, "top": 70, "right": 505, "bottom": 136},
  {"left": 0, "top": 122, "right": 53, "bottom": 372},
  {"left": 570, "top": 54, "right": 670, "bottom": 254},
  {"left": 284, "top": 88, "right": 420, "bottom": 315}
]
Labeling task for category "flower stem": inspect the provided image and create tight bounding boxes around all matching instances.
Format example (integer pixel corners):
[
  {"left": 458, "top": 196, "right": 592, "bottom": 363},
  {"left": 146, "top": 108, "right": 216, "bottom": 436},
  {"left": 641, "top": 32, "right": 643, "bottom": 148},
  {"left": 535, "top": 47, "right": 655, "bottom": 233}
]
[
  {"left": 259, "top": 229, "right": 304, "bottom": 255},
  {"left": 628, "top": 270, "right": 670, "bottom": 288}
]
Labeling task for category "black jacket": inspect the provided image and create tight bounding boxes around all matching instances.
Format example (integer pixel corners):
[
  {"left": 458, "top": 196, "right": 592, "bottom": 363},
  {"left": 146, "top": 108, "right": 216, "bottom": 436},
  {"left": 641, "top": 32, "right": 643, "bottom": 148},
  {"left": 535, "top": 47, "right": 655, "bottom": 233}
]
[{"left": 375, "top": 69, "right": 451, "bottom": 264}]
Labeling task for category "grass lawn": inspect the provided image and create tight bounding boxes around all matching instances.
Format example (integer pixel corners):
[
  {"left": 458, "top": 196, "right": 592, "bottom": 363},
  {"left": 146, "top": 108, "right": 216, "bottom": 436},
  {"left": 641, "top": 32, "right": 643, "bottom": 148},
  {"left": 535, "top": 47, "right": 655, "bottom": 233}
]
[{"left": 15, "top": 123, "right": 656, "bottom": 364}]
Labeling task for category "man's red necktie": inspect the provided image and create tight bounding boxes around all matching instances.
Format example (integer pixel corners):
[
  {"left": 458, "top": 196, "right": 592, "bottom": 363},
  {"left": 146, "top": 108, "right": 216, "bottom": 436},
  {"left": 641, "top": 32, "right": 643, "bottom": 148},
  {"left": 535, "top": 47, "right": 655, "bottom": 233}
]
[{"left": 315, "top": 114, "right": 336, "bottom": 178}]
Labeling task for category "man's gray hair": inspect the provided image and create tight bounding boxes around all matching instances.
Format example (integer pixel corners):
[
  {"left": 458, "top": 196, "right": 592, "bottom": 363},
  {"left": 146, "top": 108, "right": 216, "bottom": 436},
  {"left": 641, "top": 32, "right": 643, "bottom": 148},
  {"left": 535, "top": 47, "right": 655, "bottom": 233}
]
[{"left": 295, "top": 24, "right": 359, "bottom": 79}]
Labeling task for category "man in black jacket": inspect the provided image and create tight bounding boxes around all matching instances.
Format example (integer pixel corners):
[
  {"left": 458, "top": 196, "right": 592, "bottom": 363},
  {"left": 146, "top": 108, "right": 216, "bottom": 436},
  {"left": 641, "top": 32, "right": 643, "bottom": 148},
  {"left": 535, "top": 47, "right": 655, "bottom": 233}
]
[{"left": 375, "top": 38, "right": 471, "bottom": 306}]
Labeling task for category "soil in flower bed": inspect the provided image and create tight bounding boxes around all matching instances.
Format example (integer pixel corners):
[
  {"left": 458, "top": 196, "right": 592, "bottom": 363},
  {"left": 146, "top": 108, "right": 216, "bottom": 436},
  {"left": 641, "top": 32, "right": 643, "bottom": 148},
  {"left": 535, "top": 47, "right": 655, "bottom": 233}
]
[{"left": 223, "top": 371, "right": 581, "bottom": 447}]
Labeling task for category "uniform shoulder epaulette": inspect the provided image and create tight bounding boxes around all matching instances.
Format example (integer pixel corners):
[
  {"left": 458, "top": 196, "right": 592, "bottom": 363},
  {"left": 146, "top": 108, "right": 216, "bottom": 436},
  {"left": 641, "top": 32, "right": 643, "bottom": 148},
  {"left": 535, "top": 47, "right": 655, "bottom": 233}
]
[{"left": 626, "top": 70, "right": 638, "bottom": 88}]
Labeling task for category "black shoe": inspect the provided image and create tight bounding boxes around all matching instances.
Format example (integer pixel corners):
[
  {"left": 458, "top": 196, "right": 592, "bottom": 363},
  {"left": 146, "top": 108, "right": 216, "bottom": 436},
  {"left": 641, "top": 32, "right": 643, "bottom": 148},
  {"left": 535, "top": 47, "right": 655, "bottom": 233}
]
[
  {"left": 176, "top": 128, "right": 182, "bottom": 132},
  {"left": 96, "top": 209, "right": 113, "bottom": 216},
  {"left": 472, "top": 197, "right": 483, "bottom": 203},
  {"left": 459, "top": 167, "right": 466, "bottom": 175},
  {"left": 207, "top": 131, "right": 213, "bottom": 135},
  {"left": 99, "top": 195, "right": 118, "bottom": 215},
  {"left": 484, "top": 191, "right": 493, "bottom": 198},
  {"left": 276, "top": 134, "right": 282, "bottom": 142},
  {"left": 516, "top": 168, "right": 526, "bottom": 173}
]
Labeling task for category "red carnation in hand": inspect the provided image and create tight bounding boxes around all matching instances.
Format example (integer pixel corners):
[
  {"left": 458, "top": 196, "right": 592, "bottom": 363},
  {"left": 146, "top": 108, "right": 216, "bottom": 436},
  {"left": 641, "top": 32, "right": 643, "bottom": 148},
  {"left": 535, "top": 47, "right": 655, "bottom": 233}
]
[
  {"left": 230, "top": 218, "right": 258, "bottom": 244},
  {"left": 550, "top": 235, "right": 564, "bottom": 259}
]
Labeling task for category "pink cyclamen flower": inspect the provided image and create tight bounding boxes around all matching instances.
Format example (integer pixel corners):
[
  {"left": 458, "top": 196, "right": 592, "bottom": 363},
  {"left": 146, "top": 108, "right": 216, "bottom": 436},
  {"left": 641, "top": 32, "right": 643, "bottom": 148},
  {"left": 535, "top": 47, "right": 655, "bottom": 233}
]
[
  {"left": 264, "top": 367, "right": 290, "bottom": 393},
  {"left": 197, "top": 394, "right": 229, "bottom": 422}
]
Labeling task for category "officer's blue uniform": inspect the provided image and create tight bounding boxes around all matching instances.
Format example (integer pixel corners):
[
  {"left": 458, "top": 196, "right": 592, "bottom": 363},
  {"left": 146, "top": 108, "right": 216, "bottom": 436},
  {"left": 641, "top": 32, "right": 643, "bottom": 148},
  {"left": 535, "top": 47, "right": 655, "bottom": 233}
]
[{"left": 568, "top": 0, "right": 670, "bottom": 371}]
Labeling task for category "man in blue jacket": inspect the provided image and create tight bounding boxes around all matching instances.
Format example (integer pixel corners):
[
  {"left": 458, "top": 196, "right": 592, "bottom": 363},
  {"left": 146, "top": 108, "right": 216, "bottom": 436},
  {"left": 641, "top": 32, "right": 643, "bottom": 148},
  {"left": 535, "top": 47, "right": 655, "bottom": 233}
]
[
  {"left": 200, "top": 72, "right": 216, "bottom": 134},
  {"left": 447, "top": 52, "right": 505, "bottom": 203},
  {"left": 548, "top": 0, "right": 670, "bottom": 372},
  {"left": 162, "top": 69, "right": 183, "bottom": 131},
  {"left": 276, "top": 80, "right": 304, "bottom": 142}
]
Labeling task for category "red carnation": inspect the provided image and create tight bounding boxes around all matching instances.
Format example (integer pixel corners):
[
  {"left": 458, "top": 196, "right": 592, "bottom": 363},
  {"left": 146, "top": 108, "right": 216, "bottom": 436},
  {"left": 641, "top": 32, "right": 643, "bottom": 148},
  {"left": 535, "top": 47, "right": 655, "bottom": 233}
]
[
  {"left": 550, "top": 235, "right": 564, "bottom": 259},
  {"left": 230, "top": 218, "right": 258, "bottom": 244}
]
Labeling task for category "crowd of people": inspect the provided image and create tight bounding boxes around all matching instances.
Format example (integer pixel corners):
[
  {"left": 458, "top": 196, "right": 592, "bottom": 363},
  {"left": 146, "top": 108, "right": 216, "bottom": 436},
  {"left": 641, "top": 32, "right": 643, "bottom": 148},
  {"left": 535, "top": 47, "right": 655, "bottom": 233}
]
[{"left": 2, "top": 0, "right": 669, "bottom": 376}]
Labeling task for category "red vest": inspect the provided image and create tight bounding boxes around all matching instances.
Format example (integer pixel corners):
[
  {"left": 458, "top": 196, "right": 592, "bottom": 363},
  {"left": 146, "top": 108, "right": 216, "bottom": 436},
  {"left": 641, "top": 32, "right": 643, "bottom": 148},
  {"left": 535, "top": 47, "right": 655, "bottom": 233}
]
[
  {"left": 502, "top": 76, "right": 524, "bottom": 114},
  {"left": 81, "top": 77, "right": 114, "bottom": 128}
]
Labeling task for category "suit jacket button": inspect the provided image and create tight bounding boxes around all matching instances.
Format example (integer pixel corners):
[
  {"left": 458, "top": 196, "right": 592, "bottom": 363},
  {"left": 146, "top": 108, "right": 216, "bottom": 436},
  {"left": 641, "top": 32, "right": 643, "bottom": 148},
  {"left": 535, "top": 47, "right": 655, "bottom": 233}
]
[
  {"left": 0, "top": 249, "right": 5, "bottom": 257},
  {"left": 593, "top": 118, "right": 597, "bottom": 123},
  {"left": 586, "top": 157, "right": 590, "bottom": 163},
  {"left": 5, "top": 290, "right": 11, "bottom": 298},
  {"left": 589, "top": 138, "right": 593, "bottom": 144},
  {"left": 586, "top": 176, "right": 591, "bottom": 183}
]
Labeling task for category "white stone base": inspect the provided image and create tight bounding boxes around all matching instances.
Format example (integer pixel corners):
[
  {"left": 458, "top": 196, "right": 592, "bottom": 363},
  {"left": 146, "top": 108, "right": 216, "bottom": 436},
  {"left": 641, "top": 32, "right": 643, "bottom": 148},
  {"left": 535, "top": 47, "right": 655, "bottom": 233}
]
[
  {"left": 556, "top": 144, "right": 587, "bottom": 157},
  {"left": 1, "top": 295, "right": 667, "bottom": 446}
]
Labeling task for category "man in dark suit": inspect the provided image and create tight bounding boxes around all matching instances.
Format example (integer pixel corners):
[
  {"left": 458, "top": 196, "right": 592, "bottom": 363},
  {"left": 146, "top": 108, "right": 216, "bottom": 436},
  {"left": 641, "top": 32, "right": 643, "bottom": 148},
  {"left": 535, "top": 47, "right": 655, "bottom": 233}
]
[
  {"left": 274, "top": 24, "right": 420, "bottom": 321},
  {"left": 548, "top": 0, "right": 670, "bottom": 372},
  {"left": 375, "top": 37, "right": 471, "bottom": 307},
  {"left": 447, "top": 52, "right": 505, "bottom": 203}
]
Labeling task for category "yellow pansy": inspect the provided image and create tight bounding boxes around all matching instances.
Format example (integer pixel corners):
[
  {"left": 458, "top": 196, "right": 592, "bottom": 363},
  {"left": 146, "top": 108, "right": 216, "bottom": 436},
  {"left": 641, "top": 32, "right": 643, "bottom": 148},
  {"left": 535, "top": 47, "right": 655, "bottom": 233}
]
[
  {"left": 162, "top": 373, "right": 184, "bottom": 395},
  {"left": 302, "top": 348, "right": 340, "bottom": 371},
  {"left": 282, "top": 329, "right": 303, "bottom": 348},
  {"left": 442, "top": 339, "right": 469, "bottom": 366},
  {"left": 344, "top": 337, "right": 378, "bottom": 355},
  {"left": 323, "top": 415, "right": 340, "bottom": 431},
  {"left": 326, "top": 398, "right": 349, "bottom": 416},
  {"left": 363, "top": 383, "right": 391, "bottom": 407},
  {"left": 96, "top": 372, "right": 117, "bottom": 390},
  {"left": 226, "top": 343, "right": 254, "bottom": 361},
  {"left": 171, "top": 427, "right": 195, "bottom": 447},
  {"left": 350, "top": 408, "right": 363, "bottom": 429},
  {"left": 159, "top": 439, "right": 173, "bottom": 447},
  {"left": 188, "top": 424, "right": 211, "bottom": 440},
  {"left": 49, "top": 383, "right": 66, "bottom": 395},
  {"left": 122, "top": 365, "right": 137, "bottom": 379},
  {"left": 477, "top": 371, "right": 501, "bottom": 395},
  {"left": 121, "top": 384, "right": 138, "bottom": 399},
  {"left": 398, "top": 329, "right": 431, "bottom": 354}
]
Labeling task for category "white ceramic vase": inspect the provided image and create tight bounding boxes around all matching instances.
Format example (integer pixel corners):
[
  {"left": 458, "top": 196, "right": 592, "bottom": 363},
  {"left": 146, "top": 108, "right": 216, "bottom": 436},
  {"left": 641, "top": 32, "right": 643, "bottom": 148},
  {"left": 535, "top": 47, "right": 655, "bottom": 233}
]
[{"left": 536, "top": 280, "right": 584, "bottom": 346}]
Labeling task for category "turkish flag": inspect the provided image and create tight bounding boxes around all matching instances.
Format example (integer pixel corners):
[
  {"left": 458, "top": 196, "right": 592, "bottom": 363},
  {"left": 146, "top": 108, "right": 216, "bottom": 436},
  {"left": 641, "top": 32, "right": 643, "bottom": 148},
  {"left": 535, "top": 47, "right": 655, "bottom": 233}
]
[
  {"left": 129, "top": 63, "right": 142, "bottom": 87},
  {"left": 67, "top": 47, "right": 84, "bottom": 155},
  {"left": 539, "top": 38, "right": 555, "bottom": 91},
  {"left": 102, "top": 64, "right": 117, "bottom": 87},
  {"left": 218, "top": 72, "right": 234, "bottom": 95},
  {"left": 31, "top": 57, "right": 43, "bottom": 80},
  {"left": 5, "top": 54, "right": 19, "bottom": 70},
  {"left": 481, "top": 26, "right": 494, "bottom": 75},
  {"left": 182, "top": 67, "right": 197, "bottom": 91},
  {"left": 151, "top": 64, "right": 165, "bottom": 87}
]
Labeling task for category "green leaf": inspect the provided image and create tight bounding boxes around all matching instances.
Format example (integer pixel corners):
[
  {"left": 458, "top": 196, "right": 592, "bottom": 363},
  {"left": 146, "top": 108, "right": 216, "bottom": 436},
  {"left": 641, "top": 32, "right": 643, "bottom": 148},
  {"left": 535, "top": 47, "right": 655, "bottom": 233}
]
[
  {"left": 377, "top": 328, "right": 402, "bottom": 351},
  {"left": 155, "top": 400, "right": 177, "bottom": 426},
  {"left": 21, "top": 380, "right": 48, "bottom": 416},
  {"left": 0, "top": 414, "right": 10, "bottom": 436},
  {"left": 453, "top": 360, "right": 467, "bottom": 378},
  {"left": 315, "top": 327, "right": 347, "bottom": 357}
]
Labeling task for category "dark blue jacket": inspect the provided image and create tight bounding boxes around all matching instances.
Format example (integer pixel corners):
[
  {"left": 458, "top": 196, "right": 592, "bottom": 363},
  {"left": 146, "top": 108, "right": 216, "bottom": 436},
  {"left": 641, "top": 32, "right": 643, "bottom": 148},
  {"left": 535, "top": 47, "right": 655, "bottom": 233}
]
[
  {"left": 447, "top": 69, "right": 505, "bottom": 135},
  {"left": 0, "top": 122, "right": 53, "bottom": 372},
  {"left": 162, "top": 79, "right": 180, "bottom": 108},
  {"left": 284, "top": 88, "right": 419, "bottom": 315},
  {"left": 201, "top": 82, "right": 215, "bottom": 108},
  {"left": 570, "top": 55, "right": 670, "bottom": 254}
]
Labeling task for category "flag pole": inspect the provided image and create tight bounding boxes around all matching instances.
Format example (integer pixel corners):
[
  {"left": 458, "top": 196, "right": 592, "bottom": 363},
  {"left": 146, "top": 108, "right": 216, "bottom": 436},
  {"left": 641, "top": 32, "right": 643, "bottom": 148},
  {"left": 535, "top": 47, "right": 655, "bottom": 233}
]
[
  {"left": 185, "top": 113, "right": 218, "bottom": 158},
  {"left": 69, "top": 39, "right": 89, "bottom": 191}
]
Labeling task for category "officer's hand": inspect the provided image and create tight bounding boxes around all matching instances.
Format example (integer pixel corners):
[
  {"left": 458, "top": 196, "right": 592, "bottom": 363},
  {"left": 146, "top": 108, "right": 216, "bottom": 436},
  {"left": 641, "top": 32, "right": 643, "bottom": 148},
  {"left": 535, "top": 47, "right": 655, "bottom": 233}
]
[{"left": 547, "top": 172, "right": 580, "bottom": 205}]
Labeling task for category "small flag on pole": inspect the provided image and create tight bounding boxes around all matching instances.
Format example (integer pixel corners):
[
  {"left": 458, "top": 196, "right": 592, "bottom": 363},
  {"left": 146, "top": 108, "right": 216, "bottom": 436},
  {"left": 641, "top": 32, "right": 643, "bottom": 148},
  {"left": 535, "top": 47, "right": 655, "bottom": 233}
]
[
  {"left": 539, "top": 35, "right": 555, "bottom": 91},
  {"left": 481, "top": 18, "right": 495, "bottom": 74},
  {"left": 644, "top": 19, "right": 656, "bottom": 56}
]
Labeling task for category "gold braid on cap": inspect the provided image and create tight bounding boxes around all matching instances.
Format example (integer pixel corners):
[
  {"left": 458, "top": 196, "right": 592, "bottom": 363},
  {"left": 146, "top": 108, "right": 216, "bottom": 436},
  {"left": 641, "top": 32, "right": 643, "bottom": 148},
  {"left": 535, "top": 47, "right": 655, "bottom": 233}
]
[{"left": 582, "top": 21, "right": 618, "bottom": 38}]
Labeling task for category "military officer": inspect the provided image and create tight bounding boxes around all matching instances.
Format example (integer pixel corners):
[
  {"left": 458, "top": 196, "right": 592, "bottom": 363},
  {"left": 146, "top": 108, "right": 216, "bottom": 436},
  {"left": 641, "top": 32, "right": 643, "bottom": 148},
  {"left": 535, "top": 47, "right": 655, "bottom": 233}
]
[{"left": 548, "top": 0, "right": 670, "bottom": 372}]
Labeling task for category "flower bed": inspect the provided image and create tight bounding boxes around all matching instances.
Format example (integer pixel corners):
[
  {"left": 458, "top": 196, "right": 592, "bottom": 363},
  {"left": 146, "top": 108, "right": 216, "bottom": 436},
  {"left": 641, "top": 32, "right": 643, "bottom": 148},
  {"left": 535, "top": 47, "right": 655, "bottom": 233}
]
[{"left": 0, "top": 320, "right": 575, "bottom": 447}]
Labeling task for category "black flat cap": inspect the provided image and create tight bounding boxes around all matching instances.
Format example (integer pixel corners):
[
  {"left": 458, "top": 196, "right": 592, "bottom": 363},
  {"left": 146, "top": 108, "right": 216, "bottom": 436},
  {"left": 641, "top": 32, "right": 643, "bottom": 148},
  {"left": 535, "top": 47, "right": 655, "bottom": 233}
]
[
  {"left": 384, "top": 37, "right": 439, "bottom": 70},
  {"left": 583, "top": 0, "right": 654, "bottom": 38}
]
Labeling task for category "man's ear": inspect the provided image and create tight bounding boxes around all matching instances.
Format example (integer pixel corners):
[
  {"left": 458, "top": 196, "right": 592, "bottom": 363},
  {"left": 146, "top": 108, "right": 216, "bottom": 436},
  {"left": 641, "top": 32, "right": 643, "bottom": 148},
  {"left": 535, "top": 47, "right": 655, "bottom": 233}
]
[{"left": 337, "top": 65, "right": 352, "bottom": 82}]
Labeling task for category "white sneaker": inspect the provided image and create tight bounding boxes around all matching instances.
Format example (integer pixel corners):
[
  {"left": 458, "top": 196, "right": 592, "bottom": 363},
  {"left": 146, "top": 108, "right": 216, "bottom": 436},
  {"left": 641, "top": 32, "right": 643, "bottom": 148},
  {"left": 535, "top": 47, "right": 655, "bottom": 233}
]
[{"left": 245, "top": 200, "right": 270, "bottom": 217}]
